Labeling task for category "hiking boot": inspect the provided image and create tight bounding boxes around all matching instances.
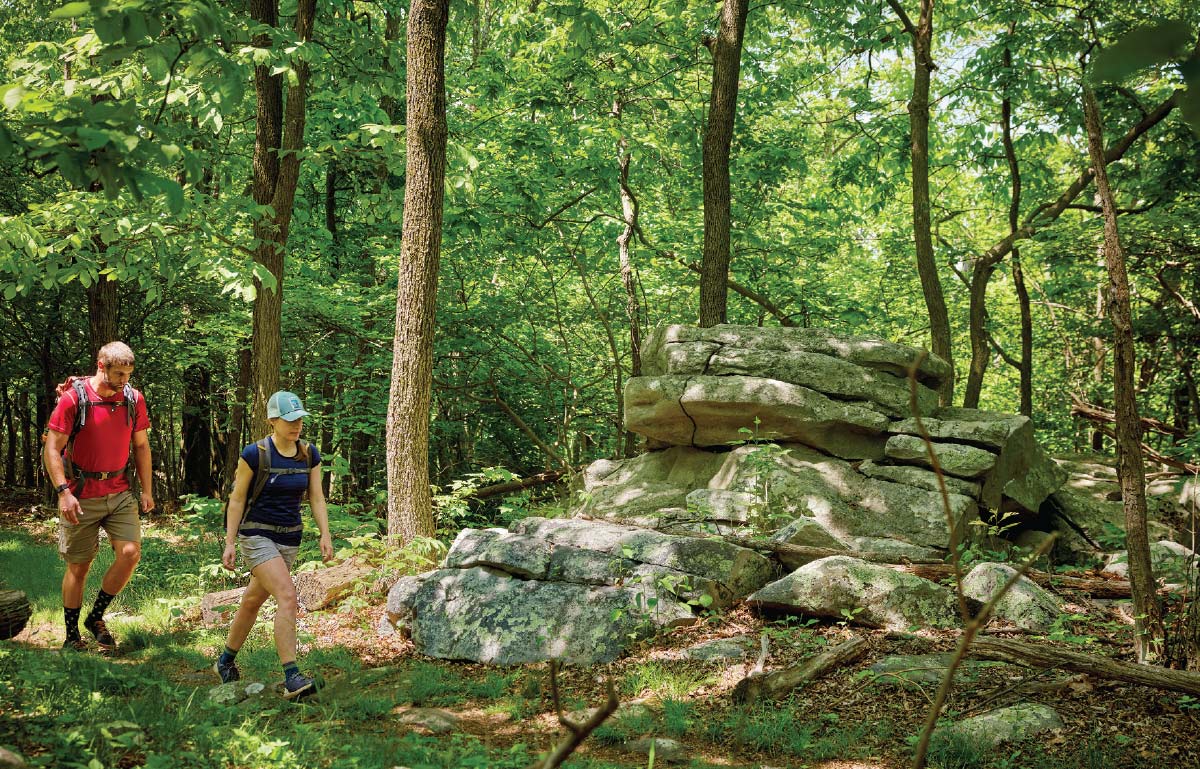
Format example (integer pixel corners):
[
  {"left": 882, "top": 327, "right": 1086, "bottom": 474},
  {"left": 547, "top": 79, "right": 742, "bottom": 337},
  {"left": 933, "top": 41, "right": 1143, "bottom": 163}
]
[
  {"left": 62, "top": 637, "right": 89, "bottom": 652},
  {"left": 213, "top": 658, "right": 241, "bottom": 684},
  {"left": 282, "top": 672, "right": 317, "bottom": 701},
  {"left": 83, "top": 618, "right": 117, "bottom": 652}
]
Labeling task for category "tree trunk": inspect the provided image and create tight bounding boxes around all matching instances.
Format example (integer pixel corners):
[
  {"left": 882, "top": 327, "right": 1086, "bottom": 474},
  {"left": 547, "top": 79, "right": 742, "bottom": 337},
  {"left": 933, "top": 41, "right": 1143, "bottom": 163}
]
[
  {"left": 386, "top": 0, "right": 449, "bottom": 545},
  {"left": 223, "top": 345, "right": 252, "bottom": 484},
  {"left": 964, "top": 35, "right": 1027, "bottom": 412},
  {"left": 1082, "top": 81, "right": 1164, "bottom": 663},
  {"left": 181, "top": 361, "right": 215, "bottom": 497},
  {"left": 889, "top": 0, "right": 952, "bottom": 404},
  {"left": 698, "top": 0, "right": 749, "bottom": 328},
  {"left": 248, "top": 0, "right": 317, "bottom": 429},
  {"left": 2, "top": 379, "right": 14, "bottom": 487},
  {"left": 617, "top": 138, "right": 642, "bottom": 458},
  {"left": 19, "top": 391, "right": 33, "bottom": 486},
  {"left": 86, "top": 271, "right": 119, "bottom": 360}
]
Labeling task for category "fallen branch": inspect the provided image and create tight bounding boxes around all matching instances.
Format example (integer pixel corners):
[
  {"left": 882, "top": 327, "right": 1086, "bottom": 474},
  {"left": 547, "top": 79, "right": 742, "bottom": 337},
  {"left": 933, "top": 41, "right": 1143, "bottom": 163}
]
[
  {"left": 1070, "top": 396, "right": 1190, "bottom": 438},
  {"left": 528, "top": 660, "right": 619, "bottom": 769},
  {"left": 732, "top": 636, "right": 868, "bottom": 705},
  {"left": 466, "top": 469, "right": 577, "bottom": 501},
  {"left": 968, "top": 636, "right": 1200, "bottom": 696},
  {"left": 901, "top": 563, "right": 1133, "bottom": 599}
]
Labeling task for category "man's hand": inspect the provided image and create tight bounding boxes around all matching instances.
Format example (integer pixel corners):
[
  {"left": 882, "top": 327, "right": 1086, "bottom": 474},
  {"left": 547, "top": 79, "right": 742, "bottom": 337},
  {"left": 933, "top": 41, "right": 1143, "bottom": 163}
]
[
  {"left": 319, "top": 532, "right": 334, "bottom": 563},
  {"left": 59, "top": 490, "right": 82, "bottom": 525},
  {"left": 140, "top": 492, "right": 156, "bottom": 514}
]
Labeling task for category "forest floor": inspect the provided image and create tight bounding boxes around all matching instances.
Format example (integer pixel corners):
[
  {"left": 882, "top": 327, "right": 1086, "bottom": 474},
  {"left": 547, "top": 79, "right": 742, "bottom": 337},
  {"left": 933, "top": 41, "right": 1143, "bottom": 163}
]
[{"left": 1, "top": 487, "right": 1198, "bottom": 769}]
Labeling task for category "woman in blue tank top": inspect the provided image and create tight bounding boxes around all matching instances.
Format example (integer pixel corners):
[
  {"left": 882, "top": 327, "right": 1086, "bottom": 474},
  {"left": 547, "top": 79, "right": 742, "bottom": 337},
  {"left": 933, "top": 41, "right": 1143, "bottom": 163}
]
[{"left": 213, "top": 391, "right": 333, "bottom": 700}]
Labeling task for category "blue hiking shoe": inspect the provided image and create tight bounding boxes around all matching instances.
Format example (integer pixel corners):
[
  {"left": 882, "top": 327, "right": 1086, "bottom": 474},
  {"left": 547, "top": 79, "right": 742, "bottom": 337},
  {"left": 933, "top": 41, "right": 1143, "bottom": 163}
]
[
  {"left": 213, "top": 658, "right": 240, "bottom": 684},
  {"left": 282, "top": 672, "right": 317, "bottom": 701}
]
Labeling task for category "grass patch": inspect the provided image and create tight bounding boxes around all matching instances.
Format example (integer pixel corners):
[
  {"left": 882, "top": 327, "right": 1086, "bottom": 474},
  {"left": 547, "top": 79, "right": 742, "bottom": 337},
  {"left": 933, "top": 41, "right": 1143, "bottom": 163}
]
[{"left": 618, "top": 661, "right": 713, "bottom": 699}]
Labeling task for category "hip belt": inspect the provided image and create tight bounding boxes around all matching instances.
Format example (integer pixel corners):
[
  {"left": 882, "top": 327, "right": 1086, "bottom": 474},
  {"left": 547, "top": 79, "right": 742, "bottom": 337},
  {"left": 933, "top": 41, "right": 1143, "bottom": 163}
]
[
  {"left": 73, "top": 468, "right": 126, "bottom": 480},
  {"left": 240, "top": 521, "right": 304, "bottom": 534}
]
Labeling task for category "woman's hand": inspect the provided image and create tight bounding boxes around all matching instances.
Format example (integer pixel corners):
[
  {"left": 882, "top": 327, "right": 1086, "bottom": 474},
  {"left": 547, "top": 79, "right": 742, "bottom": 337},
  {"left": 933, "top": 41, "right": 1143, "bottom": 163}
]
[
  {"left": 319, "top": 532, "right": 334, "bottom": 562},
  {"left": 222, "top": 542, "right": 238, "bottom": 571}
]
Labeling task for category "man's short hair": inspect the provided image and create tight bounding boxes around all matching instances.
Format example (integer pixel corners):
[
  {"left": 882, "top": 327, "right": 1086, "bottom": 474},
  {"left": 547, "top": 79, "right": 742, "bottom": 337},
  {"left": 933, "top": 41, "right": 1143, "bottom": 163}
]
[{"left": 98, "top": 341, "right": 135, "bottom": 367}]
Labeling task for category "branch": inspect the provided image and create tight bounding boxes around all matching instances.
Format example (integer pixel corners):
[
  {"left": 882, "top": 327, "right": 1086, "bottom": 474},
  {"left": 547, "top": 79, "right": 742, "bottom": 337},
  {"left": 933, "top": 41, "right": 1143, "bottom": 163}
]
[
  {"left": 631, "top": 223, "right": 798, "bottom": 326},
  {"left": 884, "top": 0, "right": 918, "bottom": 38},
  {"left": 975, "top": 89, "right": 1180, "bottom": 270},
  {"left": 1069, "top": 395, "right": 1190, "bottom": 438},
  {"left": 528, "top": 660, "right": 619, "bottom": 769}
]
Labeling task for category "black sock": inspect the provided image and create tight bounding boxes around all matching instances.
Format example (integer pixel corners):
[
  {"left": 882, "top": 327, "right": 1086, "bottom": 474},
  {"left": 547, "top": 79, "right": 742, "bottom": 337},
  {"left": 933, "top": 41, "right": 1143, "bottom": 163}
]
[
  {"left": 85, "top": 590, "right": 116, "bottom": 627},
  {"left": 282, "top": 661, "right": 300, "bottom": 680},
  {"left": 219, "top": 646, "right": 238, "bottom": 666},
  {"left": 64, "top": 607, "right": 81, "bottom": 642}
]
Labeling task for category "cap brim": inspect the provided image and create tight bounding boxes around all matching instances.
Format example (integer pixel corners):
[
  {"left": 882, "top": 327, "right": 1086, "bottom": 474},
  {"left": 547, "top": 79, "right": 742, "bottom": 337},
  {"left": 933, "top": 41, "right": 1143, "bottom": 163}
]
[{"left": 278, "top": 409, "right": 310, "bottom": 421}]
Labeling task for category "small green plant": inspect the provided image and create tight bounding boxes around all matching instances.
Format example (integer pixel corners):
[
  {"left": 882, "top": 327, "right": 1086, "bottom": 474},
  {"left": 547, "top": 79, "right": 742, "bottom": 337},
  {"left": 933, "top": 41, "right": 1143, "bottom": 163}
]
[{"left": 1045, "top": 612, "right": 1096, "bottom": 645}]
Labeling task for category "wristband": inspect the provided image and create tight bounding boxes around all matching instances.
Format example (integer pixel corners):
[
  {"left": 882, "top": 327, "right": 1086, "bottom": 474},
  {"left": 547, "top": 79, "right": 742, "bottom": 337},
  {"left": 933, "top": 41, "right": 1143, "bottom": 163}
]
[{"left": 55, "top": 482, "right": 71, "bottom": 495}]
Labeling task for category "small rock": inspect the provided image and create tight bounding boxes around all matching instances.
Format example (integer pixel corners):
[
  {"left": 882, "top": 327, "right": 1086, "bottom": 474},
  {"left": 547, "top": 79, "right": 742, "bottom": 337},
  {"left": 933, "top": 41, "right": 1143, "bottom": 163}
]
[
  {"left": 681, "top": 636, "right": 755, "bottom": 661},
  {"left": 0, "top": 746, "right": 27, "bottom": 768},
  {"left": 935, "top": 702, "right": 1064, "bottom": 748},
  {"left": 208, "top": 682, "right": 247, "bottom": 705},
  {"left": 625, "top": 737, "right": 687, "bottom": 764},
  {"left": 395, "top": 707, "right": 461, "bottom": 734}
]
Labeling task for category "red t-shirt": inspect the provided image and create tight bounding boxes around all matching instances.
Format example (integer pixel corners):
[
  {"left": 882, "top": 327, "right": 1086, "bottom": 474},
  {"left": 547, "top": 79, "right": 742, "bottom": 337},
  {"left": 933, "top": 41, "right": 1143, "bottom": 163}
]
[{"left": 48, "top": 379, "right": 151, "bottom": 499}]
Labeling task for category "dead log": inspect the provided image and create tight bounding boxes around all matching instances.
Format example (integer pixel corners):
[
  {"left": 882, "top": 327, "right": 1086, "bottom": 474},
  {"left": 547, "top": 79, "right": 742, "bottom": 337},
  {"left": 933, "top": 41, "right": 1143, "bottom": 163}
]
[
  {"left": 199, "top": 587, "right": 246, "bottom": 627},
  {"left": 732, "top": 636, "right": 869, "bottom": 705},
  {"left": 0, "top": 590, "right": 32, "bottom": 640},
  {"left": 969, "top": 636, "right": 1200, "bottom": 696},
  {"left": 900, "top": 563, "right": 1133, "bottom": 598},
  {"left": 467, "top": 469, "right": 575, "bottom": 501},
  {"left": 294, "top": 561, "right": 373, "bottom": 611}
]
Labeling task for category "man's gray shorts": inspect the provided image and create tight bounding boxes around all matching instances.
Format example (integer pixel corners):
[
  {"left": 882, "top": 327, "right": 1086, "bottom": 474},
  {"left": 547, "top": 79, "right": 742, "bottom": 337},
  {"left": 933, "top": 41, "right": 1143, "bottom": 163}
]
[{"left": 238, "top": 534, "right": 299, "bottom": 572}]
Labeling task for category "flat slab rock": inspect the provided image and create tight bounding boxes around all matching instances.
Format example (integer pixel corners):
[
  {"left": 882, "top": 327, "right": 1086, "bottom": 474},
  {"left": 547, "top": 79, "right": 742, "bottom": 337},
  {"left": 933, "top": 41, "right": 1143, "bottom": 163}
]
[
  {"left": 388, "top": 566, "right": 693, "bottom": 666},
  {"left": 386, "top": 518, "right": 778, "bottom": 665},
  {"left": 625, "top": 374, "right": 891, "bottom": 459},
  {"left": 643, "top": 324, "right": 951, "bottom": 389}
]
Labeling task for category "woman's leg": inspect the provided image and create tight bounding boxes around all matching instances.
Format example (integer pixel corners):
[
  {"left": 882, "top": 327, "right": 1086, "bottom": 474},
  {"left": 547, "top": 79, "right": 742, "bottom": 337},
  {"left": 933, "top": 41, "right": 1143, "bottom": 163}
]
[
  {"left": 223, "top": 571, "right": 272, "bottom": 652},
  {"left": 247, "top": 555, "right": 299, "bottom": 664}
]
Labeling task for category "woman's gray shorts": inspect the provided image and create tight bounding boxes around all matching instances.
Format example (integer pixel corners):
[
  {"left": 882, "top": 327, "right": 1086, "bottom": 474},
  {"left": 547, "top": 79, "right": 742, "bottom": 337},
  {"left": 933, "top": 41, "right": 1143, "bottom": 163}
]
[{"left": 238, "top": 534, "right": 300, "bottom": 572}]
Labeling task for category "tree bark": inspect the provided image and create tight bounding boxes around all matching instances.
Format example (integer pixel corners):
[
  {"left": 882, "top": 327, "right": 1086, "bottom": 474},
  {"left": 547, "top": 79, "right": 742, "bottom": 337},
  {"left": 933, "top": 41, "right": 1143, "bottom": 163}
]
[
  {"left": 969, "top": 637, "right": 1200, "bottom": 695},
  {"left": 616, "top": 138, "right": 642, "bottom": 458},
  {"left": 181, "top": 360, "right": 215, "bottom": 497},
  {"left": 964, "top": 35, "right": 1028, "bottom": 411},
  {"left": 248, "top": 0, "right": 317, "bottom": 429},
  {"left": 698, "top": 0, "right": 749, "bottom": 328},
  {"left": 732, "top": 636, "right": 868, "bottom": 704},
  {"left": 1082, "top": 81, "right": 1164, "bottom": 663},
  {"left": 223, "top": 345, "right": 252, "bottom": 485},
  {"left": 387, "top": 0, "right": 449, "bottom": 545},
  {"left": 86, "top": 270, "right": 119, "bottom": 360},
  {"left": 889, "top": 0, "right": 952, "bottom": 404}
]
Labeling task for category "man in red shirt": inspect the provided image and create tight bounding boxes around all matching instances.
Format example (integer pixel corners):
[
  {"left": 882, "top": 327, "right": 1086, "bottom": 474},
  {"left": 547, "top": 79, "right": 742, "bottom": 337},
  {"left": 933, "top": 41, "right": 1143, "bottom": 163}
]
[{"left": 43, "top": 341, "right": 155, "bottom": 652}]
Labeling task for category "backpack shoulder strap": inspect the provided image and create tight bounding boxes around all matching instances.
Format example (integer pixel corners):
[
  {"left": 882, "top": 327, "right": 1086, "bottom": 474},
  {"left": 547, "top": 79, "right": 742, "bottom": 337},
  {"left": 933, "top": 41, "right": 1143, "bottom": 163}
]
[
  {"left": 70, "top": 378, "right": 89, "bottom": 437},
  {"left": 247, "top": 437, "right": 272, "bottom": 506},
  {"left": 123, "top": 384, "right": 138, "bottom": 427}
]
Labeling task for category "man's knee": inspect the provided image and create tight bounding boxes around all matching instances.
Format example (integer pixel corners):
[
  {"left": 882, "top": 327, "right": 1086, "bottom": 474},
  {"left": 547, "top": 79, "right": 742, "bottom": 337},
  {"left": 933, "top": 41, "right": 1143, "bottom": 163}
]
[
  {"left": 114, "top": 541, "right": 141, "bottom": 566},
  {"left": 65, "top": 561, "right": 92, "bottom": 580}
]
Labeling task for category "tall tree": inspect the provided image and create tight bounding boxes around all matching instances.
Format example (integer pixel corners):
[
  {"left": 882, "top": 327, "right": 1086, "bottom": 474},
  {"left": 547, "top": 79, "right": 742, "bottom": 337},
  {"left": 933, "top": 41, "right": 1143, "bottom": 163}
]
[
  {"left": 888, "top": 0, "right": 952, "bottom": 403},
  {"left": 386, "top": 0, "right": 450, "bottom": 545},
  {"left": 248, "top": 0, "right": 317, "bottom": 429},
  {"left": 697, "top": 0, "right": 749, "bottom": 328},
  {"left": 1082, "top": 77, "right": 1164, "bottom": 663}
]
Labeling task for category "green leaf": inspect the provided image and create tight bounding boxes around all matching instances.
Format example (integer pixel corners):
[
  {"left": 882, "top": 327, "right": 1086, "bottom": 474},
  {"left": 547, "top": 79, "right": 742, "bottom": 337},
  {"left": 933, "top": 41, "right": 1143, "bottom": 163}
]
[
  {"left": 1089, "top": 21, "right": 1193, "bottom": 83},
  {"left": 49, "top": 1, "right": 91, "bottom": 19}
]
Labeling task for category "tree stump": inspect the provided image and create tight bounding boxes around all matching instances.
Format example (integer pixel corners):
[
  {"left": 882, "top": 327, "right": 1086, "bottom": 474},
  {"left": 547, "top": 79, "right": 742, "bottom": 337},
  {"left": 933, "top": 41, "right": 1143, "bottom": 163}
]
[{"left": 0, "top": 590, "right": 32, "bottom": 640}]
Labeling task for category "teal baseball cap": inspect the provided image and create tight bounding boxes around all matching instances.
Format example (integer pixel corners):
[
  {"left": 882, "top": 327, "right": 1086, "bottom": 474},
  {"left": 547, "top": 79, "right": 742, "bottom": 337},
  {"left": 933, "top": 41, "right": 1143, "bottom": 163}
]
[{"left": 267, "top": 391, "right": 310, "bottom": 421}]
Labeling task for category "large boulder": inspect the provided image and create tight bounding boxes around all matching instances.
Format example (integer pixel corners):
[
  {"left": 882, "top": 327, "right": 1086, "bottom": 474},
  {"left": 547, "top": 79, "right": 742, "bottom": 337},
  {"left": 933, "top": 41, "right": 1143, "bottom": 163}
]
[
  {"left": 961, "top": 562, "right": 1064, "bottom": 633},
  {"left": 934, "top": 703, "right": 1064, "bottom": 748},
  {"left": 746, "top": 556, "right": 959, "bottom": 630},
  {"left": 1050, "top": 455, "right": 1192, "bottom": 546},
  {"left": 642, "top": 324, "right": 951, "bottom": 390},
  {"left": 625, "top": 375, "right": 891, "bottom": 459},
  {"left": 391, "top": 566, "right": 693, "bottom": 666},
  {"left": 641, "top": 325, "right": 940, "bottom": 417},
  {"left": 889, "top": 409, "right": 1067, "bottom": 512},
  {"left": 510, "top": 517, "right": 776, "bottom": 602}
]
